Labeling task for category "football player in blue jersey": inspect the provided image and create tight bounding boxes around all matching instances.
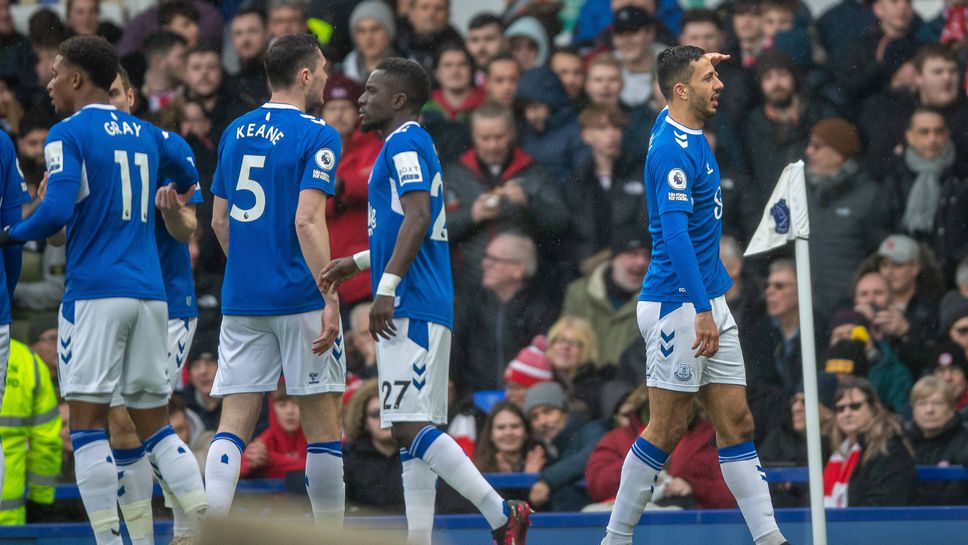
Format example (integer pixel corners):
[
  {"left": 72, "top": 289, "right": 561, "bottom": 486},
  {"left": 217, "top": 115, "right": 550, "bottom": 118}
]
[
  {"left": 600, "top": 46, "right": 791, "bottom": 545},
  {"left": 0, "top": 36, "right": 205, "bottom": 545},
  {"left": 203, "top": 34, "right": 347, "bottom": 524},
  {"left": 319, "top": 57, "right": 532, "bottom": 545}
]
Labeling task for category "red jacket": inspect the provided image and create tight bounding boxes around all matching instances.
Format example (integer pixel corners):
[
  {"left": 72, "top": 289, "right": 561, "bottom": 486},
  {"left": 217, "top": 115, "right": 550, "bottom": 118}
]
[
  {"left": 240, "top": 397, "right": 307, "bottom": 479},
  {"left": 585, "top": 416, "right": 735, "bottom": 509},
  {"left": 325, "top": 129, "right": 383, "bottom": 305}
]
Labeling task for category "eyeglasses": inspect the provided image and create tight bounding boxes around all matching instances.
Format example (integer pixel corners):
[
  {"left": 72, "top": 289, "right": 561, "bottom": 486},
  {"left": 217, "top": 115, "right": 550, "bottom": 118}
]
[
  {"left": 366, "top": 410, "right": 381, "bottom": 419},
  {"left": 551, "top": 337, "right": 584, "bottom": 349},
  {"left": 835, "top": 401, "right": 867, "bottom": 414}
]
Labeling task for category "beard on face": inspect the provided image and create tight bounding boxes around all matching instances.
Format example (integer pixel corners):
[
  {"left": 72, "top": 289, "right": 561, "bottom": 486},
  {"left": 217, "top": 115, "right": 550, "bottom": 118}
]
[{"left": 765, "top": 87, "right": 795, "bottom": 109}]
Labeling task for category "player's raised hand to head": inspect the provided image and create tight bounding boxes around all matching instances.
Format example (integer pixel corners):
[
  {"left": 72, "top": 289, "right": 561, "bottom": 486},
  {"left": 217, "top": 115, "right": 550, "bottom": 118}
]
[
  {"left": 312, "top": 302, "right": 340, "bottom": 355},
  {"left": 369, "top": 294, "right": 397, "bottom": 341},
  {"left": 693, "top": 310, "right": 719, "bottom": 358},
  {"left": 703, "top": 52, "right": 731, "bottom": 66},
  {"left": 318, "top": 257, "right": 361, "bottom": 294}
]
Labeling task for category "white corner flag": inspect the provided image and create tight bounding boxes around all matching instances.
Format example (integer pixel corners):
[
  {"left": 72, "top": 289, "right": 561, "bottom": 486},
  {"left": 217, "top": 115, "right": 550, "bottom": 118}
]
[
  {"left": 745, "top": 160, "right": 809, "bottom": 256},
  {"left": 743, "top": 160, "right": 827, "bottom": 545}
]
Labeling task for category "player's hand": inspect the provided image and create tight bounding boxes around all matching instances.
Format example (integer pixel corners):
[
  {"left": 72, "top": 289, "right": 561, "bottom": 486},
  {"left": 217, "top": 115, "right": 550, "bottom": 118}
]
[
  {"left": 318, "top": 257, "right": 361, "bottom": 294},
  {"left": 37, "top": 172, "right": 49, "bottom": 201},
  {"left": 470, "top": 193, "right": 501, "bottom": 223},
  {"left": 703, "top": 52, "right": 731, "bottom": 66},
  {"left": 245, "top": 440, "right": 268, "bottom": 468},
  {"left": 499, "top": 181, "right": 529, "bottom": 207},
  {"left": 369, "top": 294, "right": 397, "bottom": 341},
  {"left": 156, "top": 184, "right": 195, "bottom": 210},
  {"left": 529, "top": 480, "right": 551, "bottom": 507},
  {"left": 312, "top": 300, "right": 340, "bottom": 355},
  {"left": 693, "top": 311, "right": 719, "bottom": 358}
]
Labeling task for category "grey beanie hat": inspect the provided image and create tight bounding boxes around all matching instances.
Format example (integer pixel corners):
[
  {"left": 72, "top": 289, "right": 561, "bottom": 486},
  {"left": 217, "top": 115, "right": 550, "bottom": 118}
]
[
  {"left": 940, "top": 290, "right": 968, "bottom": 334},
  {"left": 350, "top": 0, "right": 396, "bottom": 41},
  {"left": 524, "top": 382, "right": 568, "bottom": 416}
]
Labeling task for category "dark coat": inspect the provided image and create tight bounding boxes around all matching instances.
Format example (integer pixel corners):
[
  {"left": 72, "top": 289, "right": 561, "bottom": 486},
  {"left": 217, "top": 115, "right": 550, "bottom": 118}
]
[
  {"left": 847, "top": 435, "right": 916, "bottom": 507},
  {"left": 393, "top": 17, "right": 464, "bottom": 76},
  {"left": 744, "top": 314, "right": 828, "bottom": 397},
  {"left": 905, "top": 414, "right": 968, "bottom": 506},
  {"left": 516, "top": 67, "right": 589, "bottom": 182},
  {"left": 540, "top": 416, "right": 607, "bottom": 512},
  {"left": 343, "top": 438, "right": 404, "bottom": 513},
  {"left": 740, "top": 101, "right": 826, "bottom": 200}
]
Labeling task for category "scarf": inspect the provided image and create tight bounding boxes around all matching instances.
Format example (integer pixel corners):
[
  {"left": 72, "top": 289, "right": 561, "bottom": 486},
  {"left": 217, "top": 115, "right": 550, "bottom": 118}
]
[
  {"left": 823, "top": 440, "right": 862, "bottom": 508},
  {"left": 901, "top": 143, "right": 956, "bottom": 234}
]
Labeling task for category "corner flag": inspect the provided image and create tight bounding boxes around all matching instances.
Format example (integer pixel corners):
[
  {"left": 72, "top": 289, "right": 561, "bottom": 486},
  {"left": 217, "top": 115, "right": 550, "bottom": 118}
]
[{"left": 745, "top": 160, "right": 810, "bottom": 256}]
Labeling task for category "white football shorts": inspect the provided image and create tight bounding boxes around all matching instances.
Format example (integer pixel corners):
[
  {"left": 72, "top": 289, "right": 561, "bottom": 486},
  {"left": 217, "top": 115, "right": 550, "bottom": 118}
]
[
  {"left": 109, "top": 317, "right": 196, "bottom": 407},
  {"left": 638, "top": 295, "right": 747, "bottom": 393},
  {"left": 212, "top": 310, "right": 346, "bottom": 396},
  {"left": 58, "top": 298, "right": 170, "bottom": 408},
  {"left": 375, "top": 317, "right": 450, "bottom": 429}
]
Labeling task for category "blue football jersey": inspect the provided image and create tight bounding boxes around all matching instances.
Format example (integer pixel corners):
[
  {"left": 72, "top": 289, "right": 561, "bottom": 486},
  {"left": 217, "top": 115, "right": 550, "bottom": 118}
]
[
  {"left": 367, "top": 121, "right": 453, "bottom": 329},
  {"left": 155, "top": 131, "right": 203, "bottom": 320},
  {"left": 42, "top": 104, "right": 197, "bottom": 303},
  {"left": 0, "top": 131, "right": 29, "bottom": 324},
  {"left": 639, "top": 108, "right": 732, "bottom": 303},
  {"left": 211, "top": 103, "right": 340, "bottom": 316}
]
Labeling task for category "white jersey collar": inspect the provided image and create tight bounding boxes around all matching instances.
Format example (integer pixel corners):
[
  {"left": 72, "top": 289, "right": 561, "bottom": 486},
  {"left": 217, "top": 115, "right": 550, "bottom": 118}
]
[
  {"left": 663, "top": 108, "right": 703, "bottom": 135},
  {"left": 262, "top": 102, "right": 301, "bottom": 111},
  {"left": 385, "top": 120, "right": 421, "bottom": 141},
  {"left": 81, "top": 103, "right": 117, "bottom": 111}
]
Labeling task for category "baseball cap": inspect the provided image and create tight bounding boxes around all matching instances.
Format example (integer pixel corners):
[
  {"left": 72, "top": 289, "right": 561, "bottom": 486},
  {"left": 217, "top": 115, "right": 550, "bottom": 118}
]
[
  {"left": 878, "top": 234, "right": 919, "bottom": 264},
  {"left": 613, "top": 6, "right": 654, "bottom": 34}
]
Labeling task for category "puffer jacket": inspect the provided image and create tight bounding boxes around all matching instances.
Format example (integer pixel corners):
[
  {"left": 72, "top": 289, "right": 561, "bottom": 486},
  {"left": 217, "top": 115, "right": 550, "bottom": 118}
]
[{"left": 905, "top": 414, "right": 968, "bottom": 506}]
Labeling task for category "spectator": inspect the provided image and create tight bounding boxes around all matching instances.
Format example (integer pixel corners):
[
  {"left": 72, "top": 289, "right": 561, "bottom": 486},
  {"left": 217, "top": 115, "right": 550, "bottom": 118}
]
[
  {"left": 816, "top": 0, "right": 878, "bottom": 63},
  {"left": 584, "top": 53, "right": 624, "bottom": 111},
  {"left": 0, "top": 0, "right": 35, "bottom": 99},
  {"left": 473, "top": 401, "right": 545, "bottom": 474},
  {"left": 27, "top": 316, "right": 59, "bottom": 387},
  {"left": 467, "top": 13, "right": 505, "bottom": 86},
  {"left": 759, "top": 375, "right": 837, "bottom": 507},
  {"left": 515, "top": 66, "right": 586, "bottom": 182},
  {"left": 240, "top": 384, "right": 307, "bottom": 479},
  {"left": 226, "top": 8, "right": 270, "bottom": 105},
  {"left": 905, "top": 376, "right": 968, "bottom": 505},
  {"left": 321, "top": 74, "right": 380, "bottom": 307},
  {"left": 524, "top": 382, "right": 606, "bottom": 511},
  {"left": 446, "top": 376, "right": 484, "bottom": 457},
  {"left": 140, "top": 32, "right": 189, "bottom": 114},
  {"left": 483, "top": 54, "right": 520, "bottom": 107},
  {"left": 159, "top": 0, "right": 201, "bottom": 50},
  {"left": 546, "top": 316, "right": 610, "bottom": 420},
  {"left": 394, "top": 0, "right": 463, "bottom": 75},
  {"left": 347, "top": 303, "right": 377, "bottom": 379},
  {"left": 584, "top": 386, "right": 649, "bottom": 505},
  {"left": 565, "top": 104, "right": 646, "bottom": 268},
  {"left": 505, "top": 16, "right": 548, "bottom": 72},
  {"left": 177, "top": 98, "right": 214, "bottom": 143},
  {"left": 503, "top": 336, "right": 554, "bottom": 408},
  {"left": 728, "top": 0, "right": 765, "bottom": 68},
  {"left": 343, "top": 380, "right": 404, "bottom": 513},
  {"left": 13, "top": 225, "right": 65, "bottom": 315},
  {"left": 561, "top": 224, "right": 650, "bottom": 368},
  {"left": 930, "top": 340, "right": 968, "bottom": 415},
  {"left": 0, "top": 339, "right": 61, "bottom": 524},
  {"left": 720, "top": 235, "right": 763, "bottom": 335},
  {"left": 453, "top": 232, "right": 559, "bottom": 392},
  {"left": 959, "top": 257, "right": 968, "bottom": 298},
  {"left": 549, "top": 48, "right": 584, "bottom": 103},
  {"left": 182, "top": 349, "right": 221, "bottom": 431},
  {"left": 424, "top": 44, "right": 485, "bottom": 122},
  {"left": 118, "top": 0, "right": 223, "bottom": 57},
  {"left": 182, "top": 46, "right": 251, "bottom": 142},
  {"left": 872, "top": 234, "right": 943, "bottom": 375},
  {"left": 612, "top": 6, "right": 666, "bottom": 109},
  {"left": 66, "top": 0, "right": 121, "bottom": 43},
  {"left": 0, "top": 73, "right": 22, "bottom": 134},
  {"left": 572, "top": 0, "right": 683, "bottom": 47},
  {"left": 342, "top": 0, "right": 397, "bottom": 85},
  {"left": 15, "top": 113, "right": 51, "bottom": 172},
  {"left": 444, "top": 101, "right": 568, "bottom": 289},
  {"left": 805, "top": 118, "right": 893, "bottom": 319},
  {"left": 267, "top": 0, "right": 308, "bottom": 39},
  {"left": 759, "top": 0, "right": 812, "bottom": 67},
  {"left": 169, "top": 395, "right": 211, "bottom": 472},
  {"left": 824, "top": 377, "right": 915, "bottom": 507},
  {"left": 887, "top": 108, "right": 968, "bottom": 279}
]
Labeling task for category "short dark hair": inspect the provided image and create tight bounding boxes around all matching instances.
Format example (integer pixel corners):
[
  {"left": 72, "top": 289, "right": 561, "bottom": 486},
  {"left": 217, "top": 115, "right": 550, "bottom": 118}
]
[
  {"left": 188, "top": 44, "right": 222, "bottom": 59},
  {"left": 434, "top": 42, "right": 472, "bottom": 71},
  {"left": 159, "top": 0, "right": 200, "bottom": 26},
  {"left": 680, "top": 9, "right": 722, "bottom": 32},
  {"left": 264, "top": 33, "right": 321, "bottom": 91},
  {"left": 143, "top": 31, "right": 188, "bottom": 61},
  {"left": 656, "top": 45, "right": 705, "bottom": 100},
  {"left": 67, "top": 0, "right": 101, "bottom": 17},
  {"left": 18, "top": 111, "right": 54, "bottom": 138},
  {"left": 471, "top": 99, "right": 515, "bottom": 128},
  {"left": 468, "top": 12, "right": 503, "bottom": 32},
  {"left": 908, "top": 106, "right": 947, "bottom": 129},
  {"left": 117, "top": 64, "right": 131, "bottom": 91},
  {"left": 913, "top": 43, "right": 957, "bottom": 72},
  {"left": 29, "top": 9, "right": 69, "bottom": 46},
  {"left": 550, "top": 46, "right": 581, "bottom": 61},
  {"left": 233, "top": 6, "right": 267, "bottom": 25},
  {"left": 59, "top": 35, "right": 119, "bottom": 92},
  {"left": 375, "top": 57, "right": 432, "bottom": 113},
  {"left": 760, "top": 0, "right": 798, "bottom": 14},
  {"left": 484, "top": 52, "right": 519, "bottom": 77},
  {"left": 731, "top": 0, "right": 760, "bottom": 16}
]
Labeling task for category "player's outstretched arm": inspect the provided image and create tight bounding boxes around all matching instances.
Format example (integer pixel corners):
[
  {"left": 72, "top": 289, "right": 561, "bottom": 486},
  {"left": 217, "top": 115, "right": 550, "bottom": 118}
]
[
  {"left": 294, "top": 188, "right": 341, "bottom": 354},
  {"left": 370, "top": 190, "right": 430, "bottom": 341},
  {"left": 156, "top": 184, "right": 198, "bottom": 243},
  {"left": 211, "top": 196, "right": 230, "bottom": 255},
  {"left": 317, "top": 255, "right": 364, "bottom": 294}
]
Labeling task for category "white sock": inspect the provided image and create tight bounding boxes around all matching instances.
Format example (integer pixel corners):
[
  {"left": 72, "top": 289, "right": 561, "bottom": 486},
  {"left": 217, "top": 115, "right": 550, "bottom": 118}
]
[
  {"left": 305, "top": 441, "right": 345, "bottom": 526},
  {"left": 143, "top": 425, "right": 206, "bottom": 531},
  {"left": 204, "top": 432, "right": 245, "bottom": 516},
  {"left": 71, "top": 430, "right": 123, "bottom": 545},
  {"left": 603, "top": 437, "right": 668, "bottom": 545},
  {"left": 401, "top": 448, "right": 437, "bottom": 545},
  {"left": 152, "top": 464, "right": 191, "bottom": 538},
  {"left": 410, "top": 426, "right": 507, "bottom": 530},
  {"left": 718, "top": 441, "right": 785, "bottom": 545},
  {"left": 113, "top": 447, "right": 154, "bottom": 545}
]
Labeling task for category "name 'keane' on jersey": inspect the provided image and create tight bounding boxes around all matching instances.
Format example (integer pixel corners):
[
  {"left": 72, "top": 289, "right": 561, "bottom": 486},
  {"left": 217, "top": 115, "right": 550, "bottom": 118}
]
[{"left": 235, "top": 122, "right": 285, "bottom": 146}]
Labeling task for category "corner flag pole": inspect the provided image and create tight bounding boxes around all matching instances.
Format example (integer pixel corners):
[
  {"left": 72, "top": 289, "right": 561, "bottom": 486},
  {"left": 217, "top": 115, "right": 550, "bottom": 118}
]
[{"left": 793, "top": 237, "right": 827, "bottom": 545}]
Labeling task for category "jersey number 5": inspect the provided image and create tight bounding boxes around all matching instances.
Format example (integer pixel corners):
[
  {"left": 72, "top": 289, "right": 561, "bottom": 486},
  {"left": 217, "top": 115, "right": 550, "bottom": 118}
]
[
  {"left": 231, "top": 154, "right": 266, "bottom": 222},
  {"left": 114, "top": 150, "right": 150, "bottom": 223}
]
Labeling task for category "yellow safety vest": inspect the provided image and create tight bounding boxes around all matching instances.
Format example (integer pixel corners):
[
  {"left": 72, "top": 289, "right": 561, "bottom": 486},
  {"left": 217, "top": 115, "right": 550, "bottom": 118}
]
[{"left": 0, "top": 340, "right": 62, "bottom": 525}]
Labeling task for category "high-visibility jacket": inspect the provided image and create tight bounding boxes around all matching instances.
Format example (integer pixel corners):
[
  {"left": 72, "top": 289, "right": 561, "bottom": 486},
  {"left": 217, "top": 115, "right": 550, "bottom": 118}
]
[{"left": 0, "top": 340, "right": 61, "bottom": 524}]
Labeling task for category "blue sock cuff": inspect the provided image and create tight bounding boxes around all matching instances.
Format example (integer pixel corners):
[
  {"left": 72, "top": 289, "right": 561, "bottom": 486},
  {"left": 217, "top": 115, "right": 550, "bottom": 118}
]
[
  {"left": 112, "top": 446, "right": 147, "bottom": 467},
  {"left": 399, "top": 448, "right": 413, "bottom": 462},
  {"left": 718, "top": 440, "right": 758, "bottom": 463},
  {"left": 630, "top": 437, "right": 668, "bottom": 471},
  {"left": 70, "top": 429, "right": 108, "bottom": 451},
  {"left": 410, "top": 425, "right": 444, "bottom": 460},
  {"left": 307, "top": 441, "right": 342, "bottom": 458},
  {"left": 143, "top": 425, "right": 176, "bottom": 452},
  {"left": 212, "top": 432, "right": 246, "bottom": 454}
]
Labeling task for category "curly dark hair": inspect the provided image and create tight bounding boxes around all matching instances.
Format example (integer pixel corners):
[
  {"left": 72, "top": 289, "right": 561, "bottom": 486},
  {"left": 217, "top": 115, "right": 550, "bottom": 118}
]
[
  {"left": 59, "top": 35, "right": 119, "bottom": 92},
  {"left": 375, "top": 57, "right": 432, "bottom": 113}
]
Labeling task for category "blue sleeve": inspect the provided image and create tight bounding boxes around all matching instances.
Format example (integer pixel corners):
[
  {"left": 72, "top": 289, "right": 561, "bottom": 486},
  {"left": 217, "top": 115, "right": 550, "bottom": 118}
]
[
  {"left": 385, "top": 132, "right": 431, "bottom": 197},
  {"left": 9, "top": 177, "right": 80, "bottom": 241},
  {"left": 661, "top": 211, "right": 711, "bottom": 312},
  {"left": 298, "top": 123, "right": 339, "bottom": 195},
  {"left": 1, "top": 133, "right": 29, "bottom": 208},
  {"left": 649, "top": 143, "right": 694, "bottom": 216},
  {"left": 211, "top": 131, "right": 228, "bottom": 199},
  {"left": 158, "top": 130, "right": 199, "bottom": 193},
  {"left": 1, "top": 203, "right": 22, "bottom": 295}
]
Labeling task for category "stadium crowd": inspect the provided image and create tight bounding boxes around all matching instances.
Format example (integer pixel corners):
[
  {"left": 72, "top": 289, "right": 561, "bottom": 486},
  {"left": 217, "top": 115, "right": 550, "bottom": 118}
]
[{"left": 0, "top": 0, "right": 967, "bottom": 523}]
